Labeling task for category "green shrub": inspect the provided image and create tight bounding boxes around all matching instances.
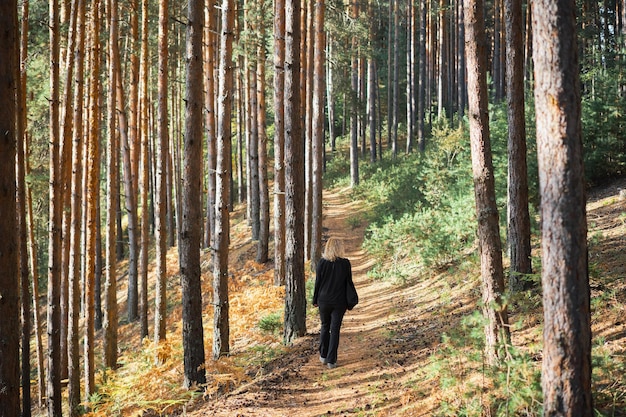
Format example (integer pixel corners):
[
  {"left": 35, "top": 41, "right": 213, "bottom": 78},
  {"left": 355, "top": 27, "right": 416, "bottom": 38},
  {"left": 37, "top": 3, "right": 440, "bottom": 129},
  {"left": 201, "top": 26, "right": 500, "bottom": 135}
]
[{"left": 257, "top": 312, "right": 283, "bottom": 334}]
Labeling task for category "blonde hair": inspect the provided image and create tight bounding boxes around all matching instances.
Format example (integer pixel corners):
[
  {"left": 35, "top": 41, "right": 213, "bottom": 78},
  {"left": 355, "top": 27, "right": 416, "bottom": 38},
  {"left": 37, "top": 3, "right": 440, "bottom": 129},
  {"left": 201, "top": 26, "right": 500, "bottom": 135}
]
[{"left": 322, "top": 237, "right": 344, "bottom": 262}]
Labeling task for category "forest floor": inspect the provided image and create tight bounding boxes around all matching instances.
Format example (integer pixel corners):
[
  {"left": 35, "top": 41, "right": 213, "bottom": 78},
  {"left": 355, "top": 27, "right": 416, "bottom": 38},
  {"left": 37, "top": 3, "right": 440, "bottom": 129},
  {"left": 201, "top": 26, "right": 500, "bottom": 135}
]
[
  {"left": 70, "top": 179, "right": 626, "bottom": 417},
  {"left": 178, "top": 178, "right": 626, "bottom": 417},
  {"left": 185, "top": 187, "right": 449, "bottom": 416}
]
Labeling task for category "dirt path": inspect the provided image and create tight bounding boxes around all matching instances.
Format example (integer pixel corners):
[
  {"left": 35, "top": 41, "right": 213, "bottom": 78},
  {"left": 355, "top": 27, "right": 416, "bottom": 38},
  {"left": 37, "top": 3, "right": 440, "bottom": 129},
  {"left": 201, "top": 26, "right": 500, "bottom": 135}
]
[{"left": 188, "top": 189, "right": 445, "bottom": 416}]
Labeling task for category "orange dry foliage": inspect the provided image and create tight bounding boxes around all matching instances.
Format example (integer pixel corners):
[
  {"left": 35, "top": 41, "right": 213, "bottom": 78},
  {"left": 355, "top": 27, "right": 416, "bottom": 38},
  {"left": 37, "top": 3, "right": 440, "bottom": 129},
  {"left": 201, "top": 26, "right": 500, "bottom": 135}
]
[{"left": 79, "top": 237, "right": 286, "bottom": 417}]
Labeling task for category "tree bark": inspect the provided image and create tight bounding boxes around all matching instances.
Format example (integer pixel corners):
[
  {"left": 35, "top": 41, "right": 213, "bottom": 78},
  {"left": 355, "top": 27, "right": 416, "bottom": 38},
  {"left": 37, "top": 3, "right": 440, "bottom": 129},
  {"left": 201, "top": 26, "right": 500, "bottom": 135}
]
[
  {"left": 257, "top": 5, "right": 270, "bottom": 264},
  {"left": 17, "top": 0, "right": 32, "bottom": 413},
  {"left": 0, "top": 0, "right": 20, "bottom": 413},
  {"left": 417, "top": 0, "right": 427, "bottom": 151},
  {"left": 310, "top": 0, "right": 325, "bottom": 268},
  {"left": 349, "top": 1, "right": 360, "bottom": 184},
  {"left": 464, "top": 0, "right": 511, "bottom": 365},
  {"left": 284, "top": 0, "right": 307, "bottom": 344},
  {"left": 204, "top": 0, "right": 217, "bottom": 249},
  {"left": 505, "top": 0, "right": 532, "bottom": 292},
  {"left": 273, "top": 0, "right": 286, "bottom": 285},
  {"left": 154, "top": 0, "right": 170, "bottom": 348},
  {"left": 67, "top": 0, "right": 86, "bottom": 412},
  {"left": 47, "top": 0, "right": 63, "bottom": 412},
  {"left": 532, "top": 2, "right": 593, "bottom": 415},
  {"left": 180, "top": 0, "right": 207, "bottom": 388},
  {"left": 213, "top": 0, "right": 235, "bottom": 360},
  {"left": 139, "top": 0, "right": 150, "bottom": 340},
  {"left": 104, "top": 0, "right": 120, "bottom": 371},
  {"left": 84, "top": 0, "right": 102, "bottom": 398}
]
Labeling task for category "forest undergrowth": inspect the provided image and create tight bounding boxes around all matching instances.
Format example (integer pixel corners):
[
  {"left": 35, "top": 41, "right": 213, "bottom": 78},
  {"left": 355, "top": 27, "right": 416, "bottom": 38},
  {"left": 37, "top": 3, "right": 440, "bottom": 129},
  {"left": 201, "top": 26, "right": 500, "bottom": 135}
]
[{"left": 31, "top": 136, "right": 626, "bottom": 416}]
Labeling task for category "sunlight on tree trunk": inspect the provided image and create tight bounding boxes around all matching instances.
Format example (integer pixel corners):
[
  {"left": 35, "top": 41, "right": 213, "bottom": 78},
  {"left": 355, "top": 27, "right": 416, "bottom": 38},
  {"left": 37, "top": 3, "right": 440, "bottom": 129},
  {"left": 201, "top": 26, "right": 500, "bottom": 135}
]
[
  {"left": 464, "top": 0, "right": 511, "bottom": 366},
  {"left": 532, "top": 3, "right": 593, "bottom": 415}
]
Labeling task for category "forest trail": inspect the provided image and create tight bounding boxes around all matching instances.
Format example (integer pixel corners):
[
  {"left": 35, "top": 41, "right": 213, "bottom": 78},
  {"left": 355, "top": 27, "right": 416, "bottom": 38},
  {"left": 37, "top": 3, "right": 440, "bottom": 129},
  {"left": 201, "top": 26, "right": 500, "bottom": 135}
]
[
  {"left": 187, "top": 188, "right": 457, "bottom": 416},
  {"left": 182, "top": 179, "right": 626, "bottom": 416}
]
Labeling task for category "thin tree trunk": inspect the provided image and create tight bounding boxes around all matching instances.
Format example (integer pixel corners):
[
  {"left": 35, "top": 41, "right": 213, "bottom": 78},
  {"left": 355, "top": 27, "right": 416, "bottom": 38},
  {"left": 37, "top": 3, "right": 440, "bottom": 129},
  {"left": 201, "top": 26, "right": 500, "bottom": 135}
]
[
  {"left": 392, "top": 0, "right": 399, "bottom": 157},
  {"left": 47, "top": 0, "right": 63, "bottom": 412},
  {"left": 25, "top": 132, "right": 45, "bottom": 407},
  {"left": 532, "top": 2, "right": 592, "bottom": 414},
  {"left": 104, "top": 0, "right": 120, "bottom": 370},
  {"left": 406, "top": 0, "right": 414, "bottom": 153},
  {"left": 257, "top": 4, "right": 270, "bottom": 264},
  {"left": 115, "top": 28, "right": 140, "bottom": 323},
  {"left": 139, "top": 0, "right": 150, "bottom": 340},
  {"left": 0, "top": 0, "right": 19, "bottom": 412},
  {"left": 67, "top": 0, "right": 86, "bottom": 412},
  {"left": 417, "top": 0, "right": 427, "bottom": 151},
  {"left": 17, "top": 0, "right": 32, "bottom": 413},
  {"left": 203, "top": 0, "right": 217, "bottom": 249},
  {"left": 284, "top": 0, "right": 307, "bottom": 344},
  {"left": 464, "top": 0, "right": 511, "bottom": 365},
  {"left": 213, "top": 0, "right": 235, "bottom": 360},
  {"left": 310, "top": 0, "right": 325, "bottom": 269},
  {"left": 248, "top": 27, "right": 260, "bottom": 242},
  {"left": 505, "top": 0, "right": 532, "bottom": 292},
  {"left": 180, "top": 0, "right": 207, "bottom": 387},
  {"left": 273, "top": 0, "right": 286, "bottom": 285},
  {"left": 154, "top": 0, "right": 170, "bottom": 348},
  {"left": 387, "top": 0, "right": 393, "bottom": 148},
  {"left": 304, "top": 0, "right": 315, "bottom": 260},
  {"left": 326, "top": 37, "right": 336, "bottom": 152},
  {"left": 84, "top": 0, "right": 102, "bottom": 398},
  {"left": 457, "top": 0, "right": 466, "bottom": 122},
  {"left": 349, "top": 1, "right": 359, "bottom": 185},
  {"left": 59, "top": 0, "right": 79, "bottom": 382}
]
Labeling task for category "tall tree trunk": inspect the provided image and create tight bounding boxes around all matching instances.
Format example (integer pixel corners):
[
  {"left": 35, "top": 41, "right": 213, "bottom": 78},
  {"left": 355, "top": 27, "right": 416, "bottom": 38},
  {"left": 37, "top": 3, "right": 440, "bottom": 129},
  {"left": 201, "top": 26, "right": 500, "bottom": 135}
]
[
  {"left": 236, "top": 69, "right": 245, "bottom": 205},
  {"left": 59, "top": 0, "right": 79, "bottom": 382},
  {"left": 67, "top": 0, "right": 86, "bottom": 412},
  {"left": 17, "top": 0, "right": 32, "bottom": 413},
  {"left": 417, "top": 0, "right": 427, "bottom": 151},
  {"left": 505, "top": 0, "right": 532, "bottom": 292},
  {"left": 493, "top": 0, "right": 503, "bottom": 102},
  {"left": 367, "top": 0, "right": 376, "bottom": 162},
  {"left": 406, "top": 0, "right": 414, "bottom": 152},
  {"left": 326, "top": 37, "right": 336, "bottom": 152},
  {"left": 304, "top": 0, "right": 315, "bottom": 260},
  {"left": 139, "top": 0, "right": 150, "bottom": 340},
  {"left": 84, "top": 0, "right": 102, "bottom": 398},
  {"left": 180, "top": 0, "right": 207, "bottom": 388},
  {"left": 47, "top": 0, "right": 63, "bottom": 412},
  {"left": 273, "top": 0, "right": 286, "bottom": 285},
  {"left": 257, "top": 5, "right": 270, "bottom": 264},
  {"left": 464, "top": 0, "right": 511, "bottom": 365},
  {"left": 213, "top": 0, "right": 235, "bottom": 360},
  {"left": 104, "top": 0, "right": 120, "bottom": 370},
  {"left": 367, "top": 56, "right": 377, "bottom": 162},
  {"left": 391, "top": 0, "right": 399, "bottom": 157},
  {"left": 0, "top": 0, "right": 20, "bottom": 413},
  {"left": 154, "top": 0, "right": 170, "bottom": 348},
  {"left": 532, "top": 3, "right": 592, "bottom": 415},
  {"left": 25, "top": 135, "right": 45, "bottom": 407},
  {"left": 310, "top": 0, "right": 325, "bottom": 268},
  {"left": 204, "top": 0, "right": 217, "bottom": 249},
  {"left": 437, "top": 0, "right": 448, "bottom": 119},
  {"left": 387, "top": 0, "right": 393, "bottom": 148},
  {"left": 116, "top": 29, "right": 140, "bottom": 323},
  {"left": 457, "top": 0, "right": 466, "bottom": 122},
  {"left": 248, "top": 36, "right": 261, "bottom": 243},
  {"left": 349, "top": 1, "right": 360, "bottom": 185},
  {"left": 284, "top": 0, "right": 307, "bottom": 344}
]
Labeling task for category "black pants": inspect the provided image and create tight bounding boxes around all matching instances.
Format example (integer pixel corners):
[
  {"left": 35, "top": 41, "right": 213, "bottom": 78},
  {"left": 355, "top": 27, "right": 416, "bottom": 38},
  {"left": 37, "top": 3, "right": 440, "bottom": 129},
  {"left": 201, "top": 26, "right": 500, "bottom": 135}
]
[{"left": 318, "top": 304, "right": 347, "bottom": 365}]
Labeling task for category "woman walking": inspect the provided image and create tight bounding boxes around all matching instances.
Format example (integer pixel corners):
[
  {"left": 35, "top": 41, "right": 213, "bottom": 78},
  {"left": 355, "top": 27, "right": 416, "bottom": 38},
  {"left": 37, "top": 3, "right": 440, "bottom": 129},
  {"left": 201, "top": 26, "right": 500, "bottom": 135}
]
[{"left": 313, "top": 237, "right": 358, "bottom": 369}]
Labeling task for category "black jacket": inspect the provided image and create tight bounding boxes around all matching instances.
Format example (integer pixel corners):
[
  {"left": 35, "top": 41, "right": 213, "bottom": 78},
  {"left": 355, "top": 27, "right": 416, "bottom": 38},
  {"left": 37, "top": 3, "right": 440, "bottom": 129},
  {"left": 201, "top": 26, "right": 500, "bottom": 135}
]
[{"left": 313, "top": 257, "right": 354, "bottom": 307}]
